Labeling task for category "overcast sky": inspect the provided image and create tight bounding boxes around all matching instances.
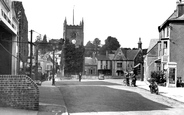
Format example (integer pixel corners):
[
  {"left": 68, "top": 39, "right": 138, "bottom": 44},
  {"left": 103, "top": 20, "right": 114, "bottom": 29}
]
[{"left": 18, "top": 0, "right": 177, "bottom": 49}]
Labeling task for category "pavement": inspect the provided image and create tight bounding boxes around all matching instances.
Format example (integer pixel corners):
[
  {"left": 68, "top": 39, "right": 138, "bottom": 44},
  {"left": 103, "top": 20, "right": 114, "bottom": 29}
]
[
  {"left": 104, "top": 79, "right": 184, "bottom": 103},
  {"left": 1, "top": 78, "right": 184, "bottom": 115}
]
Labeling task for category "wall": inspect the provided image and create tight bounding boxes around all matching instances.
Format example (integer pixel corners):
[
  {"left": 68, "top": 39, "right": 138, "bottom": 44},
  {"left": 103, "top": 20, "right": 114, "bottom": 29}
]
[
  {"left": 0, "top": 75, "right": 39, "bottom": 110},
  {"left": 170, "top": 23, "right": 184, "bottom": 81},
  {"left": 0, "top": 27, "right": 12, "bottom": 74},
  {"left": 85, "top": 65, "right": 97, "bottom": 75}
]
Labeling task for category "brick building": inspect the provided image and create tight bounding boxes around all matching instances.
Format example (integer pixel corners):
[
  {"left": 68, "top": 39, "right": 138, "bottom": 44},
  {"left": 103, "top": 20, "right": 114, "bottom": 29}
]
[{"left": 13, "top": 1, "right": 28, "bottom": 74}]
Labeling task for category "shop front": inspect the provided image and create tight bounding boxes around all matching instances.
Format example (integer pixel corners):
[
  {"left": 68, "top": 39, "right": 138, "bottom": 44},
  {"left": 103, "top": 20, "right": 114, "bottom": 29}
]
[{"left": 166, "top": 62, "right": 177, "bottom": 87}]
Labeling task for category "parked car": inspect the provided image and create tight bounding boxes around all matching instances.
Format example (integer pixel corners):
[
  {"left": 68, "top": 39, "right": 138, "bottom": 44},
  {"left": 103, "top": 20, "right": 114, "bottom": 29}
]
[{"left": 98, "top": 74, "right": 105, "bottom": 80}]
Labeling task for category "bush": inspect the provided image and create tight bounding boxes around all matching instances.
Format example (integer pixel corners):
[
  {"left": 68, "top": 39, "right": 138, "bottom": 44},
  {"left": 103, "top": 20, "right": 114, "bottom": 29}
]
[{"left": 151, "top": 71, "right": 166, "bottom": 84}]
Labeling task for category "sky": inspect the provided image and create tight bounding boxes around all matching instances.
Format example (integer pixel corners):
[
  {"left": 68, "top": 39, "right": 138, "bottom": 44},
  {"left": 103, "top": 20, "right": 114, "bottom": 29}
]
[{"left": 18, "top": 0, "right": 177, "bottom": 49}]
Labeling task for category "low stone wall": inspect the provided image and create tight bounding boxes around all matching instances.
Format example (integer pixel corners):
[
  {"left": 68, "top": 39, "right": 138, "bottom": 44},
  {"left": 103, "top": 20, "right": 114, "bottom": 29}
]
[{"left": 0, "top": 75, "right": 39, "bottom": 110}]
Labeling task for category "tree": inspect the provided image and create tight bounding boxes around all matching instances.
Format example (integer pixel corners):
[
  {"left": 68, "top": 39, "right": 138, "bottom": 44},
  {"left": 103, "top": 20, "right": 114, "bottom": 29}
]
[
  {"left": 93, "top": 38, "right": 101, "bottom": 56},
  {"left": 35, "top": 34, "right": 49, "bottom": 54},
  {"left": 85, "top": 38, "right": 101, "bottom": 57},
  {"left": 93, "top": 38, "right": 101, "bottom": 46},
  {"left": 99, "top": 36, "right": 120, "bottom": 55},
  {"left": 40, "top": 35, "right": 48, "bottom": 54},
  {"left": 84, "top": 41, "right": 95, "bottom": 57},
  {"left": 64, "top": 39, "right": 85, "bottom": 76}
]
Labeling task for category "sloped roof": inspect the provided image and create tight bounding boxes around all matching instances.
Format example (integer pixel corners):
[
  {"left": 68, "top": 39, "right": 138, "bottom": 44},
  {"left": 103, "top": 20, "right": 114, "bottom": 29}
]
[
  {"left": 85, "top": 57, "right": 97, "bottom": 65},
  {"left": 159, "top": 8, "right": 184, "bottom": 30},
  {"left": 126, "top": 49, "right": 140, "bottom": 60},
  {"left": 96, "top": 55, "right": 109, "bottom": 60},
  {"left": 147, "top": 39, "right": 159, "bottom": 53},
  {"left": 108, "top": 54, "right": 115, "bottom": 60},
  {"left": 113, "top": 48, "right": 126, "bottom": 60},
  {"left": 120, "top": 48, "right": 140, "bottom": 60}
]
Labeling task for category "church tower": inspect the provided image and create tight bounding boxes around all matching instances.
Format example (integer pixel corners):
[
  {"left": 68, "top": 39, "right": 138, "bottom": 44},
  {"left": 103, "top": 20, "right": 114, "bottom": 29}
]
[
  {"left": 63, "top": 17, "right": 84, "bottom": 48},
  {"left": 61, "top": 9, "right": 84, "bottom": 76}
]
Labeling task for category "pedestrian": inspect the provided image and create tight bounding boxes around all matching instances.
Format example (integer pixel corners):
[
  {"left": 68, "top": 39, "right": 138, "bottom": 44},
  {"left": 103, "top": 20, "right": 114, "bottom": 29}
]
[
  {"left": 125, "top": 71, "right": 130, "bottom": 86},
  {"left": 78, "top": 72, "right": 82, "bottom": 82},
  {"left": 131, "top": 72, "right": 137, "bottom": 87}
]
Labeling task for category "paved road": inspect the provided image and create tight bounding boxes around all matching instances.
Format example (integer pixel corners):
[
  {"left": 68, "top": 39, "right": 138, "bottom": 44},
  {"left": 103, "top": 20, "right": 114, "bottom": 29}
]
[{"left": 56, "top": 80, "right": 184, "bottom": 115}]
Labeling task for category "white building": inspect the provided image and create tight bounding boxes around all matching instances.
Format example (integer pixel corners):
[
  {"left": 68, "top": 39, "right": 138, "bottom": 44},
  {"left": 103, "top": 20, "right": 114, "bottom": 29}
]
[{"left": 0, "top": 0, "right": 19, "bottom": 74}]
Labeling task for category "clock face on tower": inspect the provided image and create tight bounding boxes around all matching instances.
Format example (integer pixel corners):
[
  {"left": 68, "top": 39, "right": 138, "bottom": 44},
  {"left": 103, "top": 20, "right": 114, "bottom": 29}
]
[{"left": 70, "top": 31, "right": 77, "bottom": 44}]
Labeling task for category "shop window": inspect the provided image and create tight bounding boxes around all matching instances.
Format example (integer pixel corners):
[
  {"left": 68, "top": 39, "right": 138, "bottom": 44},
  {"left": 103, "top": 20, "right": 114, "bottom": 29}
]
[
  {"left": 106, "top": 61, "right": 108, "bottom": 69},
  {"left": 169, "top": 68, "right": 175, "bottom": 84}
]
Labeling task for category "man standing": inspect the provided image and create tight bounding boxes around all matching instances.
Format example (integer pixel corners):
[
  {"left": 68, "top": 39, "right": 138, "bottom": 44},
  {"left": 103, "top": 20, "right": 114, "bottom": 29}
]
[
  {"left": 125, "top": 71, "right": 130, "bottom": 86},
  {"left": 79, "top": 72, "right": 82, "bottom": 82}
]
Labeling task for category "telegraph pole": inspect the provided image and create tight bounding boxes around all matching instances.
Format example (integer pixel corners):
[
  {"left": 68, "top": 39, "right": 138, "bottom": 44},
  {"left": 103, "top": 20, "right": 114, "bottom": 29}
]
[
  {"left": 52, "top": 49, "right": 55, "bottom": 85},
  {"left": 30, "top": 30, "right": 33, "bottom": 79}
]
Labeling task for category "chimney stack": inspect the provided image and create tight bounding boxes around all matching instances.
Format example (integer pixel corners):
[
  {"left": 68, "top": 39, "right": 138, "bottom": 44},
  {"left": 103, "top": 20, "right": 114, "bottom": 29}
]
[{"left": 177, "top": 0, "right": 184, "bottom": 17}]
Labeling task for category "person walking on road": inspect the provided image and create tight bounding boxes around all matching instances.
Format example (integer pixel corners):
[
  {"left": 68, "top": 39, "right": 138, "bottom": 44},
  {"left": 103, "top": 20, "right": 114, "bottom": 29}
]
[
  {"left": 131, "top": 72, "right": 137, "bottom": 87},
  {"left": 79, "top": 72, "right": 82, "bottom": 82},
  {"left": 125, "top": 71, "right": 130, "bottom": 86}
]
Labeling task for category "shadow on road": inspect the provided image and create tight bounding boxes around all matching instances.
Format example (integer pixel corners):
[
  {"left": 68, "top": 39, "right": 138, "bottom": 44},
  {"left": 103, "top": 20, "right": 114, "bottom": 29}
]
[{"left": 56, "top": 81, "right": 172, "bottom": 113}]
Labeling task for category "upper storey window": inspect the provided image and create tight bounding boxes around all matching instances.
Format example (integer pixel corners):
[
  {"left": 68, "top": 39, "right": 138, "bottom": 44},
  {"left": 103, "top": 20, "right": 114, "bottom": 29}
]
[
  {"left": 163, "top": 41, "right": 168, "bottom": 55},
  {"left": 161, "top": 26, "right": 170, "bottom": 38}
]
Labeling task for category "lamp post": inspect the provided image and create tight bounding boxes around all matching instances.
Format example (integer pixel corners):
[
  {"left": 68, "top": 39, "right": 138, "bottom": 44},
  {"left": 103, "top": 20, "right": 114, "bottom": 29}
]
[
  {"left": 60, "top": 38, "right": 65, "bottom": 77},
  {"left": 52, "top": 41, "right": 59, "bottom": 85},
  {"left": 52, "top": 47, "right": 55, "bottom": 85}
]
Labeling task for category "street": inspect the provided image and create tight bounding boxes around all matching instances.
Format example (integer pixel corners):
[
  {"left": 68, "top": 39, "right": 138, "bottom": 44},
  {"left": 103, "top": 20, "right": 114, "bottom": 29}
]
[{"left": 56, "top": 80, "right": 184, "bottom": 115}]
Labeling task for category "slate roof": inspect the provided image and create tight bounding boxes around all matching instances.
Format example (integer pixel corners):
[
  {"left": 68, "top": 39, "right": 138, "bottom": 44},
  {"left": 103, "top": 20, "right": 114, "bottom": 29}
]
[
  {"left": 159, "top": 8, "right": 184, "bottom": 30},
  {"left": 108, "top": 54, "right": 115, "bottom": 60},
  {"left": 85, "top": 57, "right": 97, "bottom": 65},
  {"left": 92, "top": 48, "right": 141, "bottom": 62},
  {"left": 96, "top": 55, "right": 109, "bottom": 61},
  {"left": 126, "top": 49, "right": 140, "bottom": 60}
]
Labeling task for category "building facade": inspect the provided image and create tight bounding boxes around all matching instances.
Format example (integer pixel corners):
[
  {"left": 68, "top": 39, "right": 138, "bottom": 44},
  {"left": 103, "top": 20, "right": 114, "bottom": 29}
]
[
  {"left": 84, "top": 57, "right": 97, "bottom": 76},
  {"left": 0, "top": 0, "right": 19, "bottom": 74},
  {"left": 144, "top": 39, "right": 159, "bottom": 81},
  {"left": 157, "top": 0, "right": 184, "bottom": 87},
  {"left": 13, "top": 1, "right": 28, "bottom": 74}
]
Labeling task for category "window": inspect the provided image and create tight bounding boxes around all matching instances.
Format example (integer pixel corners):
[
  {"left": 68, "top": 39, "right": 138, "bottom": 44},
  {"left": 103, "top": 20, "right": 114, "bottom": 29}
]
[
  {"left": 166, "top": 27, "right": 170, "bottom": 37},
  {"left": 162, "top": 29, "right": 165, "bottom": 38},
  {"left": 117, "top": 63, "right": 122, "bottom": 68},
  {"left": 163, "top": 41, "right": 168, "bottom": 55},
  {"left": 100, "top": 61, "right": 103, "bottom": 69},
  {"left": 106, "top": 61, "right": 108, "bottom": 69},
  {"left": 161, "top": 26, "right": 170, "bottom": 38}
]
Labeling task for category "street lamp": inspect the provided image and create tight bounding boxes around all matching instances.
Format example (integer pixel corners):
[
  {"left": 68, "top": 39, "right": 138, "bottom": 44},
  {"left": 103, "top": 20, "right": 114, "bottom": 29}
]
[
  {"left": 52, "top": 41, "right": 59, "bottom": 85},
  {"left": 60, "top": 38, "right": 65, "bottom": 77},
  {"left": 52, "top": 44, "right": 56, "bottom": 85}
]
